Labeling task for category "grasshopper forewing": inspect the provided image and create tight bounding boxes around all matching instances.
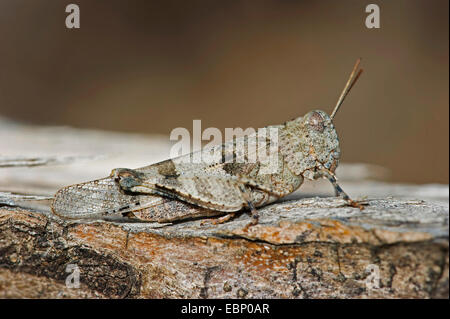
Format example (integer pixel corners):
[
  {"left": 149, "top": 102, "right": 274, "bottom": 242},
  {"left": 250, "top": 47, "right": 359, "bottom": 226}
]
[{"left": 52, "top": 174, "right": 222, "bottom": 222}]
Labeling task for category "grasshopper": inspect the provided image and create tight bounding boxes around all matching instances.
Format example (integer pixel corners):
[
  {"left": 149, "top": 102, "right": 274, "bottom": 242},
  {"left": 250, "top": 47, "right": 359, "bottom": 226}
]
[{"left": 52, "top": 59, "right": 364, "bottom": 226}]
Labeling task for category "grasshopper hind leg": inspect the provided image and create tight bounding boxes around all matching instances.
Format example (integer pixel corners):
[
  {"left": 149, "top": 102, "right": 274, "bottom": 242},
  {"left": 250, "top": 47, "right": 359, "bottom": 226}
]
[{"left": 201, "top": 185, "right": 259, "bottom": 228}]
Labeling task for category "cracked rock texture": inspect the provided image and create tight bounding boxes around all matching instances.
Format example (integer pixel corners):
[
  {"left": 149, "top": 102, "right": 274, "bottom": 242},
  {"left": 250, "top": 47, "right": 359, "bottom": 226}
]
[
  {"left": 1, "top": 195, "right": 448, "bottom": 299},
  {"left": 0, "top": 118, "right": 448, "bottom": 298}
]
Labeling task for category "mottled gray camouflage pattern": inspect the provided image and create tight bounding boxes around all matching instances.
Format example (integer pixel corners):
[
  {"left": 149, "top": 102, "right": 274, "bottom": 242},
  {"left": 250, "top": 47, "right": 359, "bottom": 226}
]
[{"left": 52, "top": 110, "right": 344, "bottom": 221}]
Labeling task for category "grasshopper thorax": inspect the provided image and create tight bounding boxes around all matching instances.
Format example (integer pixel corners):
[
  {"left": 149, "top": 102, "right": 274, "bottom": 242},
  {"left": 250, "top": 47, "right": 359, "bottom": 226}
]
[
  {"left": 280, "top": 110, "right": 341, "bottom": 180},
  {"left": 302, "top": 110, "right": 340, "bottom": 178}
]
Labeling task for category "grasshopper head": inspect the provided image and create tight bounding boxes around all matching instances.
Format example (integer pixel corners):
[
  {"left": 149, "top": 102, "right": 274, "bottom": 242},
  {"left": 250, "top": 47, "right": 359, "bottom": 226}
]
[
  {"left": 302, "top": 110, "right": 340, "bottom": 176},
  {"left": 285, "top": 59, "right": 362, "bottom": 180},
  {"left": 300, "top": 58, "right": 362, "bottom": 179}
]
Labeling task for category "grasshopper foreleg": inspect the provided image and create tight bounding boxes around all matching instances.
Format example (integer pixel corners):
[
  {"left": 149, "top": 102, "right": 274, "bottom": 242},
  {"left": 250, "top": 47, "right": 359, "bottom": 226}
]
[{"left": 321, "top": 170, "right": 364, "bottom": 210}]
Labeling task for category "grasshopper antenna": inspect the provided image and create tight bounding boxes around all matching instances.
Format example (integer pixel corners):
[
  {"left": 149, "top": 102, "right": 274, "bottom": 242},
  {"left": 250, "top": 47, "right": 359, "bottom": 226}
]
[{"left": 330, "top": 58, "right": 363, "bottom": 120}]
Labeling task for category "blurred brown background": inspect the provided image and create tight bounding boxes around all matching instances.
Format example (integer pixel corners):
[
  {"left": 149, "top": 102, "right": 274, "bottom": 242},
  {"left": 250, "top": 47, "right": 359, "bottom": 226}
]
[{"left": 0, "top": 0, "right": 448, "bottom": 184}]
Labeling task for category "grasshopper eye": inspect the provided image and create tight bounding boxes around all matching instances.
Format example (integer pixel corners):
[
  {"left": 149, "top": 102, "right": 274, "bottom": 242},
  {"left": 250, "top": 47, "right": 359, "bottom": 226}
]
[{"left": 307, "top": 111, "right": 325, "bottom": 133}]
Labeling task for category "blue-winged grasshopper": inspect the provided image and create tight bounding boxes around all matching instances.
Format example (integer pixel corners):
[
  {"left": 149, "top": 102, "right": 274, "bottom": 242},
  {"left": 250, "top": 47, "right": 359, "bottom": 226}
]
[{"left": 52, "top": 59, "right": 364, "bottom": 226}]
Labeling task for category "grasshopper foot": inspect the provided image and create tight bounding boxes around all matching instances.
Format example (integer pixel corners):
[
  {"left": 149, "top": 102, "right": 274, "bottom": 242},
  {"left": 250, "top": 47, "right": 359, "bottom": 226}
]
[
  {"left": 346, "top": 198, "right": 366, "bottom": 210},
  {"left": 322, "top": 170, "right": 365, "bottom": 210},
  {"left": 200, "top": 213, "right": 237, "bottom": 226}
]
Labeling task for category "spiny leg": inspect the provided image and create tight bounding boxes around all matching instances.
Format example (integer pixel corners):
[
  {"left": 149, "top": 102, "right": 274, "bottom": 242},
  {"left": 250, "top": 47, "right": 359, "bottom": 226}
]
[{"left": 322, "top": 171, "right": 365, "bottom": 210}]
